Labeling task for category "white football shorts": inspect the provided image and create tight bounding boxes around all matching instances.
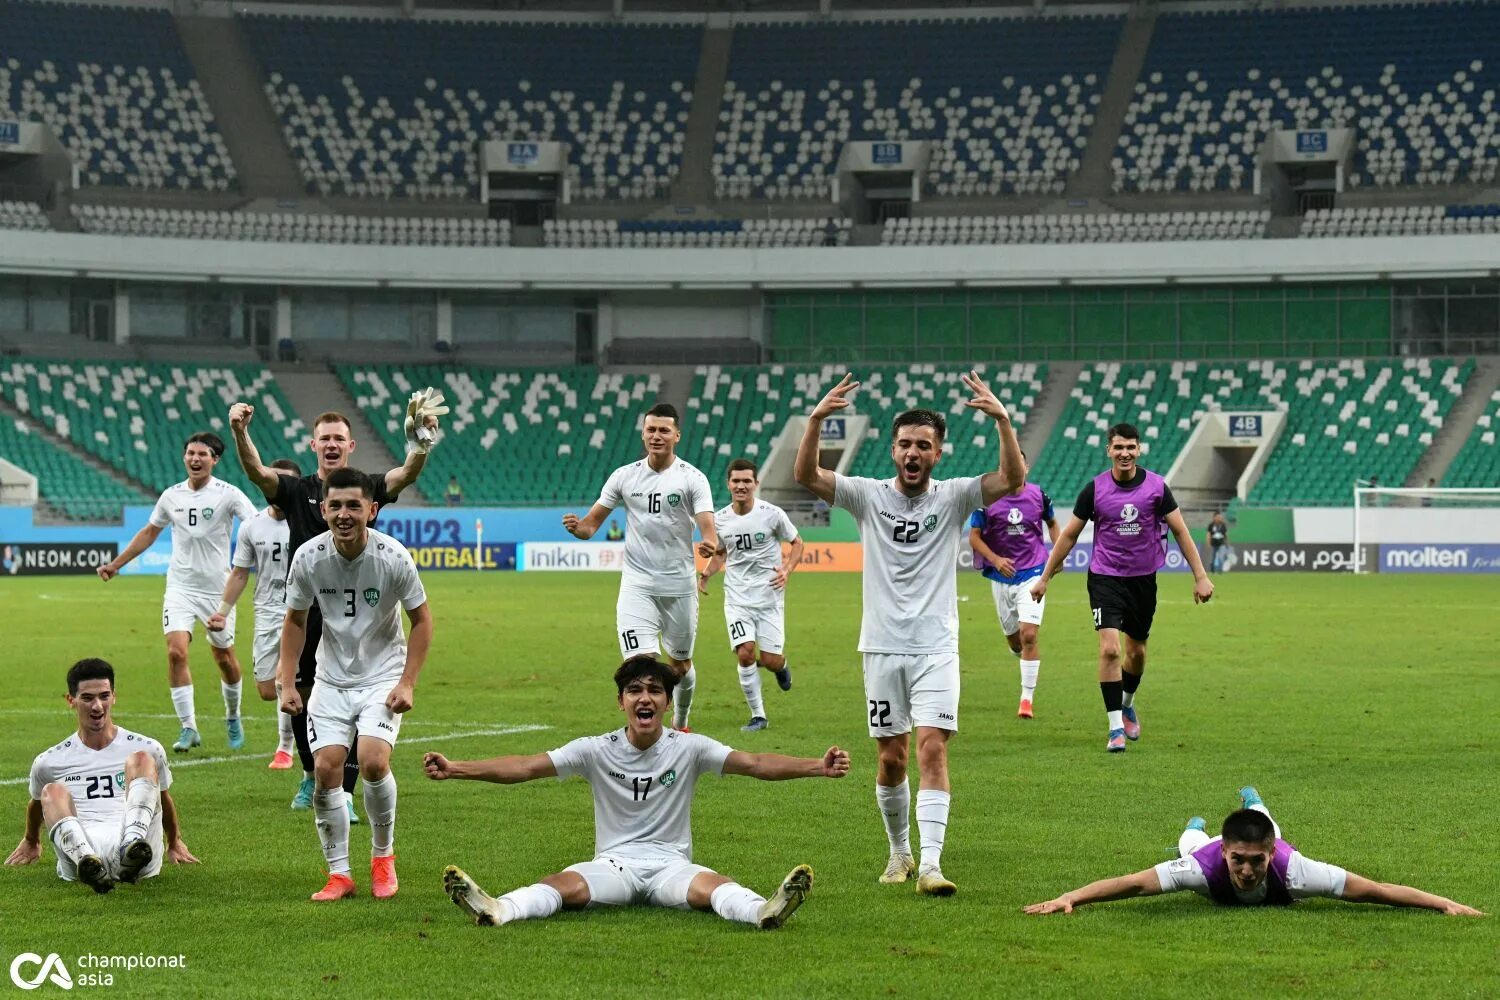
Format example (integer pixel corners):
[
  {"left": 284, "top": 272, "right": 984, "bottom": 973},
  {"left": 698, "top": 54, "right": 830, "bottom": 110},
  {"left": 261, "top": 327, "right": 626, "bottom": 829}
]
[
  {"left": 616, "top": 588, "right": 698, "bottom": 661},
  {"left": 722, "top": 603, "right": 785, "bottom": 655},
  {"left": 56, "top": 821, "right": 163, "bottom": 884},
  {"left": 861, "top": 652, "right": 960, "bottom": 737},
  {"left": 251, "top": 623, "right": 281, "bottom": 683},
  {"left": 565, "top": 855, "right": 713, "bottom": 909},
  {"left": 990, "top": 578, "right": 1045, "bottom": 637},
  {"left": 162, "top": 589, "right": 235, "bottom": 648},
  {"left": 306, "top": 681, "right": 404, "bottom": 752}
]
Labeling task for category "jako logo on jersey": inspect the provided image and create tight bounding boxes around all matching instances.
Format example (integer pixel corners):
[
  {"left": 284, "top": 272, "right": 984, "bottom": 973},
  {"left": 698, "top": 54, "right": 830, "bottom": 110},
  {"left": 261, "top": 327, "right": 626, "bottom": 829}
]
[
  {"left": 658, "top": 769, "right": 678, "bottom": 787},
  {"left": 923, "top": 515, "right": 938, "bottom": 533},
  {"left": 201, "top": 507, "right": 215, "bottom": 521},
  {"left": 666, "top": 493, "right": 682, "bottom": 508},
  {"left": 363, "top": 588, "right": 381, "bottom": 607},
  {"left": 1120, "top": 504, "right": 1139, "bottom": 523},
  {"left": 9, "top": 952, "right": 72, "bottom": 991},
  {"left": 1007, "top": 508, "right": 1024, "bottom": 525}
]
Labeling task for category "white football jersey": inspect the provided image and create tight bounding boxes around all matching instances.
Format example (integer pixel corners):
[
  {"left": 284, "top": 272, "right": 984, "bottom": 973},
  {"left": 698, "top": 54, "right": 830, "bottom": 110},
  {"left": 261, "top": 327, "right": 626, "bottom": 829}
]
[
  {"left": 232, "top": 509, "right": 291, "bottom": 625},
  {"left": 29, "top": 727, "right": 173, "bottom": 841},
  {"left": 1154, "top": 851, "right": 1348, "bottom": 901},
  {"left": 598, "top": 458, "right": 714, "bottom": 596},
  {"left": 834, "top": 474, "right": 984, "bottom": 654},
  {"left": 547, "top": 728, "right": 732, "bottom": 862},
  {"left": 284, "top": 528, "right": 427, "bottom": 690},
  {"left": 148, "top": 478, "right": 258, "bottom": 597},
  {"left": 713, "top": 501, "right": 799, "bottom": 608}
]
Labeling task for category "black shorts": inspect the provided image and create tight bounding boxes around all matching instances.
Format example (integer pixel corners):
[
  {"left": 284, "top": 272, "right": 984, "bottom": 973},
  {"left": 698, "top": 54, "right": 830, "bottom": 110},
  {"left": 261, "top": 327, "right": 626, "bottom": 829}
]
[
  {"left": 1087, "top": 571, "right": 1157, "bottom": 642},
  {"left": 294, "top": 603, "right": 323, "bottom": 689}
]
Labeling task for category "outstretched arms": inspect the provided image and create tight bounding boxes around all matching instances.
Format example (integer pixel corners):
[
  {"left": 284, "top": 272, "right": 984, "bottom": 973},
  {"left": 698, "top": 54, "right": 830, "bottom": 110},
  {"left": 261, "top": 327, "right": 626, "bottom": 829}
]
[
  {"left": 423, "top": 751, "right": 558, "bottom": 784},
  {"left": 1340, "top": 872, "right": 1485, "bottom": 916},
  {"left": 722, "top": 746, "right": 850, "bottom": 781},
  {"left": 1024, "top": 867, "right": 1164, "bottom": 915}
]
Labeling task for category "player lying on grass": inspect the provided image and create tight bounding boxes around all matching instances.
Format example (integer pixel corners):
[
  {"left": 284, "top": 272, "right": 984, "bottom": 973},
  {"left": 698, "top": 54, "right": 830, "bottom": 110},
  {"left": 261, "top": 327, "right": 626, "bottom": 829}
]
[
  {"left": 1024, "top": 787, "right": 1483, "bottom": 916},
  {"left": 425, "top": 655, "right": 848, "bottom": 930},
  {"left": 5, "top": 659, "right": 198, "bottom": 893}
]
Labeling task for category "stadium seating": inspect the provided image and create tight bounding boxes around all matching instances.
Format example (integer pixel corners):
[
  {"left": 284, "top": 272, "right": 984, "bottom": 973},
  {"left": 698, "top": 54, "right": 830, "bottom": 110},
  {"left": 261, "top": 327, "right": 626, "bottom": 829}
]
[
  {"left": 715, "top": 16, "right": 1118, "bottom": 199},
  {"left": 0, "top": 1, "right": 234, "bottom": 190},
  {"left": 0, "top": 360, "right": 303, "bottom": 499},
  {"left": 240, "top": 15, "right": 698, "bottom": 200},
  {"left": 545, "top": 217, "right": 850, "bottom": 248},
  {"left": 0, "top": 201, "right": 50, "bottom": 232},
  {"left": 682, "top": 363, "right": 1045, "bottom": 485},
  {"left": 72, "top": 204, "right": 509, "bottom": 246},
  {"left": 336, "top": 365, "right": 661, "bottom": 505},
  {"left": 1441, "top": 385, "right": 1500, "bottom": 488},
  {"left": 0, "top": 414, "right": 145, "bottom": 520},
  {"left": 1029, "top": 359, "right": 1472, "bottom": 507},
  {"left": 1117, "top": 5, "right": 1500, "bottom": 193},
  {"left": 882, "top": 210, "right": 1269, "bottom": 245},
  {"left": 1301, "top": 204, "right": 1500, "bottom": 237}
]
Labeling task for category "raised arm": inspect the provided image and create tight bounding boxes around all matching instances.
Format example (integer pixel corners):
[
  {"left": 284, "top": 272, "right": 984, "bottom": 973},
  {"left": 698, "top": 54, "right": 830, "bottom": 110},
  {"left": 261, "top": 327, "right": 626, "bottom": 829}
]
[
  {"left": 1339, "top": 872, "right": 1485, "bottom": 916},
  {"left": 386, "top": 392, "right": 446, "bottom": 498},
  {"left": 4, "top": 799, "right": 44, "bottom": 865},
  {"left": 97, "top": 521, "right": 164, "bottom": 581},
  {"left": 160, "top": 791, "right": 199, "bottom": 864},
  {"left": 795, "top": 374, "right": 859, "bottom": 504},
  {"left": 385, "top": 602, "right": 433, "bottom": 714},
  {"left": 962, "top": 370, "right": 1025, "bottom": 505},
  {"left": 423, "top": 751, "right": 558, "bottom": 784},
  {"left": 1030, "top": 515, "right": 1087, "bottom": 600},
  {"left": 1023, "top": 867, "right": 1163, "bottom": 915},
  {"left": 384, "top": 448, "right": 429, "bottom": 499},
  {"left": 723, "top": 745, "right": 850, "bottom": 781},
  {"left": 563, "top": 502, "right": 613, "bottom": 541},
  {"left": 1164, "top": 509, "right": 1214, "bottom": 604},
  {"left": 229, "top": 403, "right": 280, "bottom": 501}
]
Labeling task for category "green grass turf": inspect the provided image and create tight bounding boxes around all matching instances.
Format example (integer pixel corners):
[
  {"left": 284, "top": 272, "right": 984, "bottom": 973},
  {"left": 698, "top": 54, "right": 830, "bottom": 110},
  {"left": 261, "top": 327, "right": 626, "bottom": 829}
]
[{"left": 0, "top": 571, "right": 1495, "bottom": 998}]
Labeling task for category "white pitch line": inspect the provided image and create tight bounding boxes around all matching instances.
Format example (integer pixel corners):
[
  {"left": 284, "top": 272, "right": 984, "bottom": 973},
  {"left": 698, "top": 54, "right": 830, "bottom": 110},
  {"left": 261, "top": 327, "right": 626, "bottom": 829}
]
[
  {"left": 0, "top": 709, "right": 514, "bottom": 728},
  {"left": 0, "top": 723, "right": 551, "bottom": 786}
]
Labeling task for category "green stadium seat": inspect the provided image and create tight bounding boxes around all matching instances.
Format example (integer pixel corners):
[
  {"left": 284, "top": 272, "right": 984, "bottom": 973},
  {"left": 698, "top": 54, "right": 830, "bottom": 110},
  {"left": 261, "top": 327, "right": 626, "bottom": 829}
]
[
  {"left": 1441, "top": 387, "right": 1500, "bottom": 488},
  {"left": 0, "top": 415, "right": 146, "bottom": 520}
]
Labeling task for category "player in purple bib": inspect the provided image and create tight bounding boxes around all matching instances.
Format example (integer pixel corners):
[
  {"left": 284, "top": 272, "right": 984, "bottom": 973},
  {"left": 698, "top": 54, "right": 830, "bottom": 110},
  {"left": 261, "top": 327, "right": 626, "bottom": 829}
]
[
  {"left": 1031, "top": 423, "right": 1213, "bottom": 752},
  {"left": 1025, "top": 786, "right": 1483, "bottom": 916},
  {"left": 968, "top": 452, "right": 1058, "bottom": 719}
]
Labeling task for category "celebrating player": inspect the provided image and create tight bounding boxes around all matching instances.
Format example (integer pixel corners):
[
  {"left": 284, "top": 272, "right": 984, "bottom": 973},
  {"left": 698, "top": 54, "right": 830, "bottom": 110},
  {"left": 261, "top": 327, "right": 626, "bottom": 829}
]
[
  {"left": 427, "top": 656, "right": 846, "bottom": 930},
  {"left": 5, "top": 659, "right": 198, "bottom": 892},
  {"left": 967, "top": 451, "right": 1059, "bottom": 719},
  {"left": 697, "top": 459, "right": 805, "bottom": 732},
  {"left": 1030, "top": 423, "right": 1213, "bottom": 752},
  {"left": 793, "top": 371, "right": 1024, "bottom": 896},
  {"left": 97, "top": 432, "right": 258, "bottom": 753},
  {"left": 277, "top": 468, "right": 432, "bottom": 902},
  {"left": 1024, "top": 787, "right": 1483, "bottom": 916},
  {"left": 207, "top": 458, "right": 302, "bottom": 769},
  {"left": 563, "top": 403, "right": 717, "bottom": 732},
  {"left": 231, "top": 399, "right": 440, "bottom": 817}
]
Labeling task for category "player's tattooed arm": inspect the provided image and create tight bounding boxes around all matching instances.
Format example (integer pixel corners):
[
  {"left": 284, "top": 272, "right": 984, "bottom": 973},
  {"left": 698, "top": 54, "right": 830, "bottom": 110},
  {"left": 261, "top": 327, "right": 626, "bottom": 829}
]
[
  {"left": 1339, "top": 872, "right": 1485, "bottom": 916},
  {"left": 563, "top": 503, "right": 612, "bottom": 540},
  {"left": 97, "top": 522, "right": 164, "bottom": 581},
  {"left": 4, "top": 799, "right": 44, "bottom": 865},
  {"left": 722, "top": 746, "right": 850, "bottom": 780},
  {"left": 1030, "top": 515, "right": 1087, "bottom": 601},
  {"left": 160, "top": 792, "right": 199, "bottom": 864},
  {"left": 228, "top": 402, "right": 280, "bottom": 501},
  {"left": 423, "top": 751, "right": 558, "bottom": 784},
  {"left": 1023, "top": 867, "right": 1164, "bottom": 915},
  {"left": 1163, "top": 509, "right": 1214, "bottom": 604},
  {"left": 796, "top": 374, "right": 858, "bottom": 504}
]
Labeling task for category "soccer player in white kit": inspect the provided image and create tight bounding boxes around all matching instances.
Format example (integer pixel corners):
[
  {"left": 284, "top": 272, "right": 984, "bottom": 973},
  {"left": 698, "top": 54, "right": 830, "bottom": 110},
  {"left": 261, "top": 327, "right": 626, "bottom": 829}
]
[
  {"left": 697, "top": 459, "right": 804, "bottom": 732},
  {"left": 794, "top": 372, "right": 1024, "bottom": 896},
  {"left": 97, "top": 432, "right": 259, "bottom": 754},
  {"left": 426, "top": 656, "right": 848, "bottom": 930},
  {"left": 563, "top": 403, "right": 717, "bottom": 731},
  {"left": 5, "top": 659, "right": 199, "bottom": 893},
  {"left": 207, "top": 459, "right": 302, "bottom": 769},
  {"left": 278, "top": 468, "right": 432, "bottom": 902},
  {"left": 1025, "top": 787, "right": 1483, "bottom": 916}
]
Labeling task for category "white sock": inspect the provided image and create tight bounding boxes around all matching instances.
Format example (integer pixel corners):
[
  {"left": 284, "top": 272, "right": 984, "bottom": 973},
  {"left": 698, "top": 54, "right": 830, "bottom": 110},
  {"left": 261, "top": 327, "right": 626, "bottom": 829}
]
[
  {"left": 49, "top": 816, "right": 97, "bottom": 867},
  {"left": 738, "top": 664, "right": 765, "bottom": 719},
  {"left": 673, "top": 667, "right": 696, "bottom": 728},
  {"left": 313, "top": 788, "right": 351, "bottom": 876},
  {"left": 221, "top": 680, "right": 242, "bottom": 721},
  {"left": 496, "top": 882, "right": 563, "bottom": 924},
  {"left": 1249, "top": 803, "right": 1282, "bottom": 840},
  {"left": 916, "top": 789, "right": 951, "bottom": 873},
  {"left": 876, "top": 781, "right": 911, "bottom": 855},
  {"left": 1179, "top": 827, "right": 1212, "bottom": 857},
  {"left": 1121, "top": 688, "right": 1135, "bottom": 709},
  {"left": 122, "top": 777, "right": 160, "bottom": 843},
  {"left": 277, "top": 705, "right": 294, "bottom": 753},
  {"left": 1019, "top": 659, "right": 1039, "bottom": 701},
  {"left": 709, "top": 882, "right": 766, "bottom": 926},
  {"left": 170, "top": 685, "right": 196, "bottom": 732},
  {"left": 1107, "top": 709, "right": 1124, "bottom": 731},
  {"left": 362, "top": 771, "right": 397, "bottom": 857}
]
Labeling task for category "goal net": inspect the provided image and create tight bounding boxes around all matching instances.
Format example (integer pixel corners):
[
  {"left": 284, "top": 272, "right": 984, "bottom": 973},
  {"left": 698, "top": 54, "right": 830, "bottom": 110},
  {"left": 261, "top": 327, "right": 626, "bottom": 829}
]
[{"left": 1351, "top": 485, "right": 1500, "bottom": 574}]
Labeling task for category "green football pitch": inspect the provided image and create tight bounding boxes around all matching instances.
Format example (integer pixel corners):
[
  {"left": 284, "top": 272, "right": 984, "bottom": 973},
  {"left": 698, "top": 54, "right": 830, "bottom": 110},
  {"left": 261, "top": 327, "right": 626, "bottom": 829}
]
[{"left": 0, "top": 572, "right": 1494, "bottom": 998}]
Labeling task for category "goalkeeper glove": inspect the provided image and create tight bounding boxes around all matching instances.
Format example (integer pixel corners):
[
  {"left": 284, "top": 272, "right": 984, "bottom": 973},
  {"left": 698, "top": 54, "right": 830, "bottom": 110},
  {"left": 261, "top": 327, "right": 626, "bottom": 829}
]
[{"left": 404, "top": 387, "right": 450, "bottom": 455}]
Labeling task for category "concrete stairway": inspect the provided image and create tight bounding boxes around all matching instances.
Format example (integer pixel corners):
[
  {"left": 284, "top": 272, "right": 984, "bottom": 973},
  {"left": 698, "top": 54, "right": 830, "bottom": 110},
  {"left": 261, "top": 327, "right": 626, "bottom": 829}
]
[
  {"left": 174, "top": 15, "right": 304, "bottom": 200},
  {"left": 1406, "top": 357, "right": 1500, "bottom": 485},
  {"left": 670, "top": 22, "right": 734, "bottom": 206},
  {"left": 1019, "top": 361, "right": 1083, "bottom": 463},
  {"left": 1065, "top": 10, "right": 1157, "bottom": 200}
]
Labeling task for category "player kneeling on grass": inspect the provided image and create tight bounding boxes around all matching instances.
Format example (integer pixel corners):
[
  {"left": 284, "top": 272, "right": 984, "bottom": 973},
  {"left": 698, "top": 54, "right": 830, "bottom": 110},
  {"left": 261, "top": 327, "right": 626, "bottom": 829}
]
[
  {"left": 426, "top": 656, "right": 848, "bottom": 930},
  {"left": 1024, "top": 787, "right": 1483, "bottom": 916},
  {"left": 5, "top": 659, "right": 198, "bottom": 893},
  {"left": 278, "top": 468, "right": 432, "bottom": 902}
]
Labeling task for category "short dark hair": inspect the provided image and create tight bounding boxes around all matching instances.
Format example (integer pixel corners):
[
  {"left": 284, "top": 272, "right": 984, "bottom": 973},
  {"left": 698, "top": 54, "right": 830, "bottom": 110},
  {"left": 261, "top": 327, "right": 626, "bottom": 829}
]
[
  {"left": 272, "top": 458, "right": 301, "bottom": 476},
  {"left": 1107, "top": 422, "right": 1141, "bottom": 443},
  {"left": 892, "top": 408, "right": 946, "bottom": 443},
  {"left": 726, "top": 458, "right": 759, "bottom": 479},
  {"left": 613, "top": 656, "right": 678, "bottom": 699},
  {"left": 185, "top": 432, "right": 225, "bottom": 458},
  {"left": 1221, "top": 808, "right": 1276, "bottom": 845},
  {"left": 644, "top": 403, "right": 679, "bottom": 426},
  {"left": 313, "top": 411, "right": 353, "bottom": 434},
  {"left": 324, "top": 466, "right": 374, "bottom": 498},
  {"left": 67, "top": 658, "right": 115, "bottom": 696}
]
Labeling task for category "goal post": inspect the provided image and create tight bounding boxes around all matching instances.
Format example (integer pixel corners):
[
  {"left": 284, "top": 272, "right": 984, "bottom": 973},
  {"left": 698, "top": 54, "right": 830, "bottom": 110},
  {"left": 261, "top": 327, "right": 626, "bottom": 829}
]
[{"left": 1351, "top": 484, "right": 1500, "bottom": 574}]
